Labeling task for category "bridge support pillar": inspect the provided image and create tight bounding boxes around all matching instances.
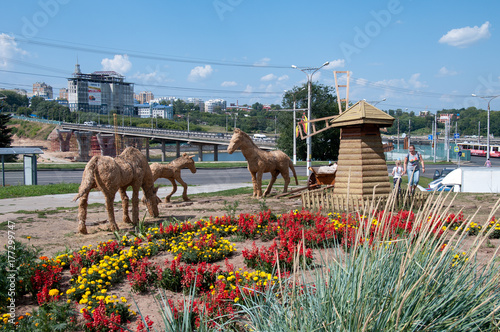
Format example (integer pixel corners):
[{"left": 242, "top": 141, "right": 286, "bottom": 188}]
[
  {"left": 121, "top": 135, "right": 125, "bottom": 151},
  {"left": 146, "top": 139, "right": 150, "bottom": 161},
  {"left": 75, "top": 131, "right": 92, "bottom": 162},
  {"left": 96, "top": 133, "right": 116, "bottom": 157},
  {"left": 161, "top": 140, "right": 166, "bottom": 162},
  {"left": 198, "top": 145, "right": 203, "bottom": 161},
  {"left": 213, "top": 145, "right": 218, "bottom": 161},
  {"left": 56, "top": 129, "right": 72, "bottom": 152},
  {"left": 176, "top": 141, "right": 180, "bottom": 158}
]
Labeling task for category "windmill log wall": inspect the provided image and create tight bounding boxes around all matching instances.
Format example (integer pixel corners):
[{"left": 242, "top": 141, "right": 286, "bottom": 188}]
[{"left": 333, "top": 124, "right": 391, "bottom": 196}]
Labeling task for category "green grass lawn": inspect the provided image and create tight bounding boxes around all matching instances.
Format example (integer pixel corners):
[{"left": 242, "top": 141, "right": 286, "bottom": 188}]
[{"left": 0, "top": 183, "right": 81, "bottom": 199}]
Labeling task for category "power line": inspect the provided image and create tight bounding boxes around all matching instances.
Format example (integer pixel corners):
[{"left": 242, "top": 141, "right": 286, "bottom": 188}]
[
  {"left": 12, "top": 34, "right": 291, "bottom": 69},
  {"left": 0, "top": 69, "right": 281, "bottom": 96},
  {"left": 350, "top": 75, "right": 471, "bottom": 99}
]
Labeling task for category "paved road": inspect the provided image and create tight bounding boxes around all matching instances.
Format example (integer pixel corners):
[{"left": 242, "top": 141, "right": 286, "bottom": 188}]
[
  {"left": 1, "top": 156, "right": 497, "bottom": 186},
  {"left": 1, "top": 166, "right": 308, "bottom": 186}
]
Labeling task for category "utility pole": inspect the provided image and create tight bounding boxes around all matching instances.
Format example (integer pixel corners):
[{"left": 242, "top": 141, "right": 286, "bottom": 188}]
[
  {"left": 478, "top": 121, "right": 480, "bottom": 144},
  {"left": 397, "top": 118, "right": 400, "bottom": 151},
  {"left": 408, "top": 118, "right": 411, "bottom": 147},
  {"left": 433, "top": 113, "right": 437, "bottom": 163},
  {"left": 446, "top": 119, "right": 450, "bottom": 162}
]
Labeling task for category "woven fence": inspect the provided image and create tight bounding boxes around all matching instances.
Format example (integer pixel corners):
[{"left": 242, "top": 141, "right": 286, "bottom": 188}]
[{"left": 301, "top": 188, "right": 429, "bottom": 212}]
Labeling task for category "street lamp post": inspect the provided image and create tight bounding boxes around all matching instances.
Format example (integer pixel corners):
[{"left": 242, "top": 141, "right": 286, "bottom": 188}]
[
  {"left": 287, "top": 88, "right": 306, "bottom": 165},
  {"left": 292, "top": 61, "right": 330, "bottom": 176},
  {"left": 472, "top": 94, "right": 500, "bottom": 160}
]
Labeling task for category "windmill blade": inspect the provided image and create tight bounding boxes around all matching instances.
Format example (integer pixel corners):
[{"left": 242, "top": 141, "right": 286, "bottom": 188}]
[{"left": 298, "top": 115, "right": 339, "bottom": 139}]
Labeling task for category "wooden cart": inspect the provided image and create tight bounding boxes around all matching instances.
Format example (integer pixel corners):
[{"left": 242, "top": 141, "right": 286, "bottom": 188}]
[
  {"left": 308, "top": 164, "right": 337, "bottom": 188},
  {"left": 277, "top": 164, "right": 337, "bottom": 199}
]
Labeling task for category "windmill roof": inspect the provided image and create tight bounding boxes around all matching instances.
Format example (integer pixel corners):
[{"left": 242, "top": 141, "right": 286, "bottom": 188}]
[{"left": 330, "top": 100, "right": 394, "bottom": 127}]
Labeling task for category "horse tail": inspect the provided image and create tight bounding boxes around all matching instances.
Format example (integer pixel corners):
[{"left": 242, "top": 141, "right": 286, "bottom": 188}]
[
  {"left": 289, "top": 159, "right": 299, "bottom": 185},
  {"left": 73, "top": 156, "right": 99, "bottom": 201}
]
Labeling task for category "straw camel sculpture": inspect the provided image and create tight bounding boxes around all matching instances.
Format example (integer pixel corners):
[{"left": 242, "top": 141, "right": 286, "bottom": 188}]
[
  {"left": 73, "top": 147, "right": 159, "bottom": 234},
  {"left": 228, "top": 129, "right": 298, "bottom": 198},
  {"left": 150, "top": 153, "right": 197, "bottom": 203}
]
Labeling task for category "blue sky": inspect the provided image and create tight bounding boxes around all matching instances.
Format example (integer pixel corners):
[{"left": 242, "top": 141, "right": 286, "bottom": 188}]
[{"left": 0, "top": 0, "right": 499, "bottom": 113}]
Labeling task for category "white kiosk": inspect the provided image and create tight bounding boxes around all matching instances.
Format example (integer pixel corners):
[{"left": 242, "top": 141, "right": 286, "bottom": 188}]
[{"left": 0, "top": 148, "right": 44, "bottom": 186}]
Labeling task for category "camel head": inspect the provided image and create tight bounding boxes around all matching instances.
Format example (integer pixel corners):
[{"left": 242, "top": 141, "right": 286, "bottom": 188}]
[
  {"left": 143, "top": 185, "right": 160, "bottom": 217},
  {"left": 227, "top": 128, "right": 243, "bottom": 154}
]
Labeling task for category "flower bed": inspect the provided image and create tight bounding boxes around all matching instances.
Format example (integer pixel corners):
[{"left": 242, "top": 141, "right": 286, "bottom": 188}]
[{"left": 1, "top": 208, "right": 497, "bottom": 331}]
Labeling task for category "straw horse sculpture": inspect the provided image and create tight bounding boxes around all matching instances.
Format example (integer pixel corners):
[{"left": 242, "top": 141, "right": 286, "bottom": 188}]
[
  {"left": 228, "top": 129, "right": 298, "bottom": 198},
  {"left": 73, "top": 147, "right": 159, "bottom": 234},
  {"left": 150, "top": 153, "right": 197, "bottom": 203}
]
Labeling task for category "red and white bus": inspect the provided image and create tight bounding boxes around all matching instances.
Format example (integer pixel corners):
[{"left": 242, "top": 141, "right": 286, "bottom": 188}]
[{"left": 457, "top": 143, "right": 500, "bottom": 157}]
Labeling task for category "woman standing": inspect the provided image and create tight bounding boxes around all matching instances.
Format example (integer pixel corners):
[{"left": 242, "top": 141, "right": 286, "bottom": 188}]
[{"left": 403, "top": 145, "right": 425, "bottom": 194}]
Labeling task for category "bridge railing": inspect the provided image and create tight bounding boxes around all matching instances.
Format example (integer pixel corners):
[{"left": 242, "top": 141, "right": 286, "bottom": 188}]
[{"left": 60, "top": 122, "right": 277, "bottom": 145}]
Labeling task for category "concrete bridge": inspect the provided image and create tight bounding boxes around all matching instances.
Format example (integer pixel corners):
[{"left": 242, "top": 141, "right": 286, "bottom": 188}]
[{"left": 59, "top": 123, "right": 277, "bottom": 161}]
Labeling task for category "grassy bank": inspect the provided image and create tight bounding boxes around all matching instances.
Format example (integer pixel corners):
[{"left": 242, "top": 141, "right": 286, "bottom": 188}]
[{"left": 0, "top": 183, "right": 80, "bottom": 199}]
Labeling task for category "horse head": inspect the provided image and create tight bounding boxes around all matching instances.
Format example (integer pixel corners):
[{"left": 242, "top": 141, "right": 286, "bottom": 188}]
[
  {"left": 186, "top": 154, "right": 197, "bottom": 173},
  {"left": 227, "top": 128, "right": 243, "bottom": 154},
  {"left": 142, "top": 184, "right": 160, "bottom": 217}
]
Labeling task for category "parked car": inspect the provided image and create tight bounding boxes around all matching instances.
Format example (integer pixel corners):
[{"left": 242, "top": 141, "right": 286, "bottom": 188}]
[
  {"left": 427, "top": 177, "right": 444, "bottom": 191},
  {"left": 433, "top": 167, "right": 455, "bottom": 180},
  {"left": 426, "top": 181, "right": 453, "bottom": 192}
]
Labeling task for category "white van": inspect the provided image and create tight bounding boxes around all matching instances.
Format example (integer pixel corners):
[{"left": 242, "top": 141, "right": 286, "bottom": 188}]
[
  {"left": 84, "top": 121, "right": 97, "bottom": 126},
  {"left": 253, "top": 134, "right": 267, "bottom": 140}
]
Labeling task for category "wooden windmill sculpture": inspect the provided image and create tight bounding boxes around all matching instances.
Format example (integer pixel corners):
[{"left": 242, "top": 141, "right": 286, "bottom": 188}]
[
  {"left": 298, "top": 71, "right": 395, "bottom": 206},
  {"left": 329, "top": 100, "right": 394, "bottom": 197}
]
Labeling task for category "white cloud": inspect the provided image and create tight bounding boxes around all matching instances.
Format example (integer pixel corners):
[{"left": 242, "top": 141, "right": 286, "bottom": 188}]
[
  {"left": 131, "top": 65, "right": 172, "bottom": 84},
  {"left": 355, "top": 78, "right": 369, "bottom": 86},
  {"left": 373, "top": 74, "right": 427, "bottom": 97},
  {"left": 254, "top": 57, "right": 271, "bottom": 67},
  {"left": 278, "top": 75, "right": 289, "bottom": 81},
  {"left": 243, "top": 85, "right": 253, "bottom": 94},
  {"left": 101, "top": 54, "right": 132, "bottom": 74},
  {"left": 439, "top": 21, "right": 491, "bottom": 48},
  {"left": 0, "top": 33, "right": 28, "bottom": 67},
  {"left": 324, "top": 59, "right": 345, "bottom": 70},
  {"left": 261, "top": 73, "right": 277, "bottom": 81},
  {"left": 188, "top": 65, "right": 213, "bottom": 82},
  {"left": 436, "top": 66, "right": 458, "bottom": 77},
  {"left": 221, "top": 81, "right": 237, "bottom": 87}
]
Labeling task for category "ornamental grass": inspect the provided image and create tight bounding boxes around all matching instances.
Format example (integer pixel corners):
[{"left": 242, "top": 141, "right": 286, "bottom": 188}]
[{"left": 237, "top": 191, "right": 500, "bottom": 332}]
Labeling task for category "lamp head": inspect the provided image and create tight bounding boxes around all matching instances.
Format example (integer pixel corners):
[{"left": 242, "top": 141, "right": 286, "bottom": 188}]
[
  {"left": 472, "top": 94, "right": 477, "bottom": 97},
  {"left": 323, "top": 61, "right": 330, "bottom": 67},
  {"left": 291, "top": 65, "right": 297, "bottom": 69}
]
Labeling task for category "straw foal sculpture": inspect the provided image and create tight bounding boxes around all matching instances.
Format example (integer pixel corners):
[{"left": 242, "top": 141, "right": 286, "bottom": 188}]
[
  {"left": 73, "top": 147, "right": 159, "bottom": 234},
  {"left": 150, "top": 153, "right": 197, "bottom": 203},
  {"left": 228, "top": 129, "right": 298, "bottom": 198}
]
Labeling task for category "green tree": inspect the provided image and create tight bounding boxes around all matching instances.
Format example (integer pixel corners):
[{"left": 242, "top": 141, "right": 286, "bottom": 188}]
[
  {"left": 0, "top": 113, "right": 13, "bottom": 148},
  {"left": 280, "top": 83, "right": 340, "bottom": 161},
  {"left": 1, "top": 91, "right": 29, "bottom": 113},
  {"left": 252, "top": 102, "right": 264, "bottom": 112},
  {"left": 29, "top": 96, "right": 45, "bottom": 111}
]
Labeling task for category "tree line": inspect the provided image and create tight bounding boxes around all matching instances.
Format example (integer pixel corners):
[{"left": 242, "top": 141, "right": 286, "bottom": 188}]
[{"left": 1, "top": 88, "right": 498, "bottom": 162}]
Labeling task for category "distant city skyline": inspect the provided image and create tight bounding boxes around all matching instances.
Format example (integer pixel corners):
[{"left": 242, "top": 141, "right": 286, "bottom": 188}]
[{"left": 0, "top": 1, "right": 499, "bottom": 113}]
